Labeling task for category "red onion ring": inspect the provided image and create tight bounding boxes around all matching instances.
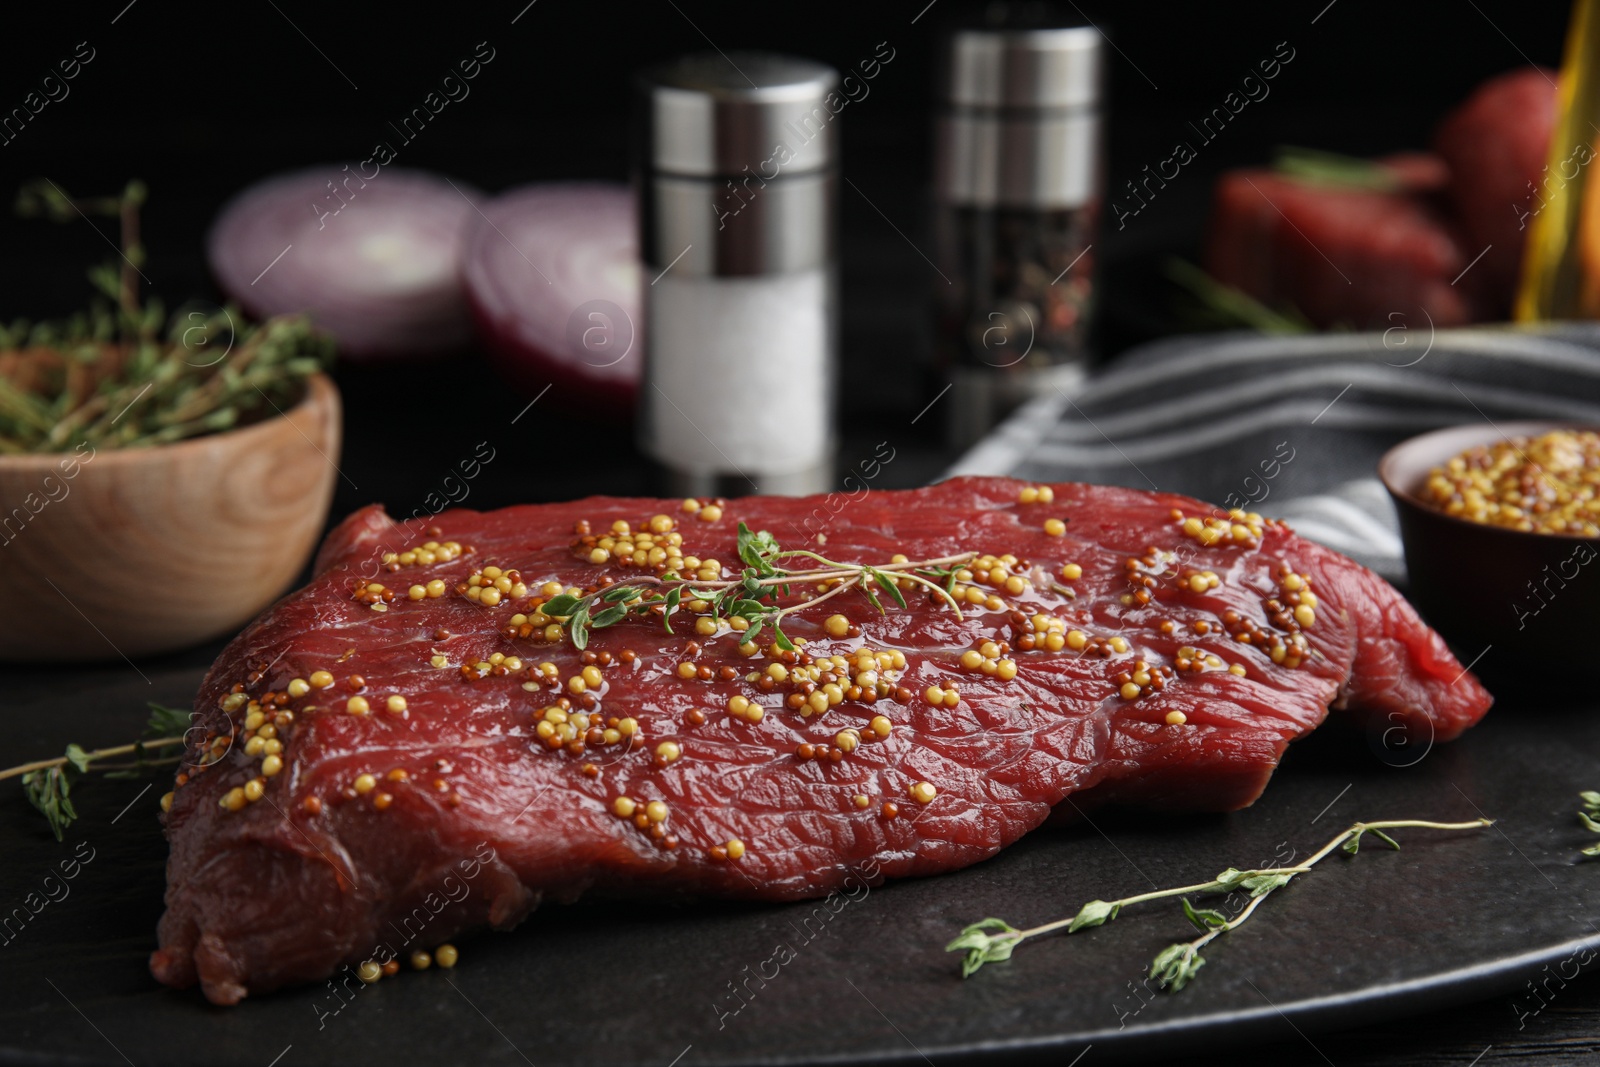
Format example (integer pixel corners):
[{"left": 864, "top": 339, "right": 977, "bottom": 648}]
[
  {"left": 208, "top": 166, "right": 481, "bottom": 360},
  {"left": 462, "top": 183, "right": 640, "bottom": 406}
]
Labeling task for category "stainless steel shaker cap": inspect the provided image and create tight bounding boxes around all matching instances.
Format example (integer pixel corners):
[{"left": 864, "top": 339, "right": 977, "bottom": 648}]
[
  {"left": 945, "top": 26, "right": 1102, "bottom": 111},
  {"left": 937, "top": 25, "right": 1103, "bottom": 209},
  {"left": 638, "top": 52, "right": 839, "bottom": 177}
]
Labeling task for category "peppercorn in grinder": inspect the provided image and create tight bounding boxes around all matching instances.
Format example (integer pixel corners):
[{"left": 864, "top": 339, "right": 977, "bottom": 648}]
[{"left": 934, "top": 23, "right": 1103, "bottom": 449}]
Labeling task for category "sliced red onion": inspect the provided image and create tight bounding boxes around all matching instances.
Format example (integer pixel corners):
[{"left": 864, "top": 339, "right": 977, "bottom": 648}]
[
  {"left": 208, "top": 166, "right": 481, "bottom": 359},
  {"left": 462, "top": 183, "right": 640, "bottom": 406}
]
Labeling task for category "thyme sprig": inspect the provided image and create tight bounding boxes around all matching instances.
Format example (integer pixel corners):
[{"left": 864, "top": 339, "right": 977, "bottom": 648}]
[
  {"left": 542, "top": 522, "right": 976, "bottom": 651},
  {"left": 1578, "top": 791, "right": 1600, "bottom": 857},
  {"left": 948, "top": 817, "right": 1493, "bottom": 988},
  {"left": 1166, "top": 257, "right": 1312, "bottom": 336},
  {"left": 3, "top": 703, "right": 191, "bottom": 840},
  {"left": 1273, "top": 145, "right": 1403, "bottom": 192}
]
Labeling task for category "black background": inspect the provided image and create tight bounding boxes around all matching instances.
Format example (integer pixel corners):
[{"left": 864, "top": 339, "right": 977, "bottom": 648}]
[
  {"left": 2, "top": 3, "right": 1592, "bottom": 1064},
  {"left": 0, "top": 0, "right": 1574, "bottom": 519}
]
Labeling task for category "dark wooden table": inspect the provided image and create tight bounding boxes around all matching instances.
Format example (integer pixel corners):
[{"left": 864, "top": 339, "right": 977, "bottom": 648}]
[
  {"left": 5, "top": 629, "right": 1600, "bottom": 1067},
  {"left": 4, "top": 351, "right": 1598, "bottom": 1064}
]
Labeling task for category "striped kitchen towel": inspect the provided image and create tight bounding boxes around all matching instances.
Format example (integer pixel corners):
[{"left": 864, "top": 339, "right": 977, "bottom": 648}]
[{"left": 946, "top": 325, "right": 1600, "bottom": 581}]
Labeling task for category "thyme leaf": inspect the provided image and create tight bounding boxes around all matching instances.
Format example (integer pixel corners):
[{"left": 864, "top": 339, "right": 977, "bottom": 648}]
[
  {"left": 1066, "top": 898, "right": 1118, "bottom": 933},
  {"left": 1342, "top": 826, "right": 1401, "bottom": 856},
  {"left": 737, "top": 524, "right": 782, "bottom": 576},
  {"left": 861, "top": 577, "right": 885, "bottom": 614},
  {"left": 1149, "top": 942, "right": 1206, "bottom": 991},
  {"left": 1181, "top": 898, "right": 1229, "bottom": 932},
  {"left": 661, "top": 586, "right": 683, "bottom": 634},
  {"left": 870, "top": 567, "right": 907, "bottom": 610},
  {"left": 22, "top": 761, "right": 79, "bottom": 842},
  {"left": 590, "top": 605, "right": 629, "bottom": 628},
  {"left": 145, "top": 702, "right": 192, "bottom": 737},
  {"left": 944, "top": 919, "right": 1022, "bottom": 978}
]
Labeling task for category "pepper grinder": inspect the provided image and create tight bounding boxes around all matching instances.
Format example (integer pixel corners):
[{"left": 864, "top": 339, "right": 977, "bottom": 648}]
[
  {"left": 636, "top": 52, "right": 839, "bottom": 497},
  {"left": 934, "top": 23, "right": 1104, "bottom": 449}
]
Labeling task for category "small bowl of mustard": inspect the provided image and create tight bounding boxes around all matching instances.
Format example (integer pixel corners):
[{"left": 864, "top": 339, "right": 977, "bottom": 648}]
[{"left": 1379, "top": 421, "right": 1600, "bottom": 689}]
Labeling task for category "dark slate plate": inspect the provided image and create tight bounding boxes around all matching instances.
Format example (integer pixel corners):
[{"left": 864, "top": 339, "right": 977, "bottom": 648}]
[{"left": 1, "top": 664, "right": 1596, "bottom": 1067}]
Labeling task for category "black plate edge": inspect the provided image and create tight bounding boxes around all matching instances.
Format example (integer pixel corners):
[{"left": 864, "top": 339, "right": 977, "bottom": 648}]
[{"left": 728, "top": 933, "right": 1600, "bottom": 1067}]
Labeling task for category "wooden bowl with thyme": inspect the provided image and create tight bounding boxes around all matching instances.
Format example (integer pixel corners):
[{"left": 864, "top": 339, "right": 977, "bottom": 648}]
[{"left": 0, "top": 179, "right": 340, "bottom": 662}]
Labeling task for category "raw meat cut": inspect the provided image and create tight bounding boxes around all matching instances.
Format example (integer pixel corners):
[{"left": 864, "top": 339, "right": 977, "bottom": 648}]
[
  {"left": 1204, "top": 155, "right": 1484, "bottom": 330},
  {"left": 1204, "top": 67, "right": 1560, "bottom": 327},
  {"left": 149, "top": 477, "right": 1492, "bottom": 1005}
]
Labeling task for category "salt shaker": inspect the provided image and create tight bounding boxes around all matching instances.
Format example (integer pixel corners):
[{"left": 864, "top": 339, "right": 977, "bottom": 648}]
[
  {"left": 934, "top": 23, "right": 1103, "bottom": 448},
  {"left": 636, "top": 52, "right": 839, "bottom": 497}
]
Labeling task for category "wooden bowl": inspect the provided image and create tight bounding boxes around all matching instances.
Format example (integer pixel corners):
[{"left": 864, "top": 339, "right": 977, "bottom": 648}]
[
  {"left": 0, "top": 373, "right": 342, "bottom": 662},
  {"left": 1378, "top": 420, "right": 1600, "bottom": 690}
]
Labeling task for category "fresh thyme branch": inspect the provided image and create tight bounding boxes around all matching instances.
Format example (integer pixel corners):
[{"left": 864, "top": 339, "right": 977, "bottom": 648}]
[
  {"left": 948, "top": 817, "right": 1494, "bottom": 990},
  {"left": 2, "top": 703, "right": 191, "bottom": 840},
  {"left": 542, "top": 522, "right": 977, "bottom": 651}
]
